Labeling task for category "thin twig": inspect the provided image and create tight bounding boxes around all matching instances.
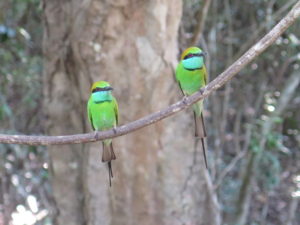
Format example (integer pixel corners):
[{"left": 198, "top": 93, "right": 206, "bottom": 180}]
[
  {"left": 233, "top": 0, "right": 297, "bottom": 60},
  {"left": 0, "top": 2, "right": 299, "bottom": 146},
  {"left": 214, "top": 150, "right": 247, "bottom": 190},
  {"left": 190, "top": 0, "right": 212, "bottom": 46}
]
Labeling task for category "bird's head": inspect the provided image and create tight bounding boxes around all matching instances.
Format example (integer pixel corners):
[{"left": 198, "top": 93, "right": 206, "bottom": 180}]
[
  {"left": 90, "top": 81, "right": 113, "bottom": 103},
  {"left": 180, "top": 47, "right": 205, "bottom": 70}
]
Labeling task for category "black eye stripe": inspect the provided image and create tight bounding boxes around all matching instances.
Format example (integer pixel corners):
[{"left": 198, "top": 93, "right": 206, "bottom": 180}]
[
  {"left": 92, "top": 87, "right": 113, "bottom": 93},
  {"left": 183, "top": 52, "right": 205, "bottom": 60}
]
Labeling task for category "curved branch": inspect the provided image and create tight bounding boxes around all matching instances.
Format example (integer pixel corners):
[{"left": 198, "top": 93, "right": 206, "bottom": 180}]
[{"left": 0, "top": 2, "right": 299, "bottom": 146}]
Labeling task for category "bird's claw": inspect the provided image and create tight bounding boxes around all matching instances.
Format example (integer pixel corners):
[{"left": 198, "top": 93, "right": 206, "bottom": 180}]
[
  {"left": 94, "top": 131, "right": 99, "bottom": 139},
  {"left": 183, "top": 96, "right": 188, "bottom": 105},
  {"left": 113, "top": 127, "right": 117, "bottom": 134},
  {"left": 199, "top": 88, "right": 204, "bottom": 95}
]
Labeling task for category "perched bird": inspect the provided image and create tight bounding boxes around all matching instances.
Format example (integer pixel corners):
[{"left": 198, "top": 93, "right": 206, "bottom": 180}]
[
  {"left": 175, "top": 46, "right": 208, "bottom": 168},
  {"left": 87, "top": 81, "right": 119, "bottom": 186}
]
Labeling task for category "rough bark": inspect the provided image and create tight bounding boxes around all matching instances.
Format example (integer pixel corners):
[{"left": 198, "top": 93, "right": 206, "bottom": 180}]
[{"left": 43, "top": 1, "right": 220, "bottom": 225}]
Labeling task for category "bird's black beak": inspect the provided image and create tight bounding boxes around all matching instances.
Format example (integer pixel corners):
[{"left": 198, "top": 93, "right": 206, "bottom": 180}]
[
  {"left": 105, "top": 87, "right": 113, "bottom": 91},
  {"left": 198, "top": 52, "right": 207, "bottom": 58}
]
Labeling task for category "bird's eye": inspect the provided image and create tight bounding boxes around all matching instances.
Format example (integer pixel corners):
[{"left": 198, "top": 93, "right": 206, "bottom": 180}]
[
  {"left": 92, "top": 87, "right": 100, "bottom": 93},
  {"left": 92, "top": 86, "right": 113, "bottom": 93}
]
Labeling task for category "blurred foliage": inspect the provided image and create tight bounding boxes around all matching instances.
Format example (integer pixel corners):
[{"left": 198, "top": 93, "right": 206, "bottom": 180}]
[
  {"left": 0, "top": 0, "right": 42, "bottom": 133},
  {"left": 0, "top": 0, "right": 53, "bottom": 224}
]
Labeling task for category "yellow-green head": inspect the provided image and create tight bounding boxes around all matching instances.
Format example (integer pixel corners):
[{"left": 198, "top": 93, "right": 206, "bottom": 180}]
[
  {"left": 90, "top": 81, "right": 113, "bottom": 103},
  {"left": 180, "top": 46, "right": 205, "bottom": 71}
]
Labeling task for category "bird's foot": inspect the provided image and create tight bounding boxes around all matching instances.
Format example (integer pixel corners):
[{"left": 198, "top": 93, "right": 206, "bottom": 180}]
[
  {"left": 182, "top": 95, "right": 189, "bottom": 105},
  {"left": 113, "top": 127, "right": 117, "bottom": 135},
  {"left": 94, "top": 131, "right": 99, "bottom": 139},
  {"left": 198, "top": 88, "right": 204, "bottom": 95}
]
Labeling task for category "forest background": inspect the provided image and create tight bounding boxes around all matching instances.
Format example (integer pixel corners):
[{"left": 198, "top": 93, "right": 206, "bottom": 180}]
[{"left": 0, "top": 0, "right": 299, "bottom": 225}]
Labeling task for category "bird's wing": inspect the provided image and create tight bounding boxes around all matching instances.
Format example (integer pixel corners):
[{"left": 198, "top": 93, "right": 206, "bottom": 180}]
[
  {"left": 87, "top": 98, "right": 95, "bottom": 130},
  {"left": 203, "top": 65, "right": 208, "bottom": 85},
  {"left": 175, "top": 63, "right": 185, "bottom": 96},
  {"left": 112, "top": 97, "right": 119, "bottom": 125},
  {"left": 177, "top": 80, "right": 185, "bottom": 96}
]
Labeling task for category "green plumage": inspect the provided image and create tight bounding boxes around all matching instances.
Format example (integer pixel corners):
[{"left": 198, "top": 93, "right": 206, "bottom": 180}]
[
  {"left": 87, "top": 96, "right": 118, "bottom": 145},
  {"left": 176, "top": 63, "right": 207, "bottom": 116},
  {"left": 175, "top": 63, "right": 207, "bottom": 95},
  {"left": 175, "top": 46, "right": 208, "bottom": 168},
  {"left": 87, "top": 81, "right": 119, "bottom": 186}
]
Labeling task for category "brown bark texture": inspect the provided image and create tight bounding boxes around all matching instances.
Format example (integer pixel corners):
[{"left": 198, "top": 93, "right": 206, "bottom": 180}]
[{"left": 43, "top": 1, "right": 220, "bottom": 225}]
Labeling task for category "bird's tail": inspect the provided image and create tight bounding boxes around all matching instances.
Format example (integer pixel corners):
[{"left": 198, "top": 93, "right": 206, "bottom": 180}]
[
  {"left": 102, "top": 141, "right": 116, "bottom": 162},
  {"left": 194, "top": 111, "right": 208, "bottom": 169},
  {"left": 194, "top": 111, "right": 207, "bottom": 138},
  {"left": 102, "top": 142, "right": 116, "bottom": 186}
]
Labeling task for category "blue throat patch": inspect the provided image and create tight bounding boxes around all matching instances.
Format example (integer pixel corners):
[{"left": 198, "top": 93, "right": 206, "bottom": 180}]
[
  {"left": 182, "top": 56, "right": 204, "bottom": 70},
  {"left": 92, "top": 91, "right": 112, "bottom": 103}
]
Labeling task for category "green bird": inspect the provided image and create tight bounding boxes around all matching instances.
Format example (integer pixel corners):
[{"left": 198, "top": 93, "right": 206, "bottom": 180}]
[
  {"left": 175, "top": 46, "right": 208, "bottom": 168},
  {"left": 87, "top": 81, "right": 119, "bottom": 186}
]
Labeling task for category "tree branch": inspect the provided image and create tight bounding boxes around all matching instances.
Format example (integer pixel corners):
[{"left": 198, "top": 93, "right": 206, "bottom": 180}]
[{"left": 0, "top": 2, "right": 299, "bottom": 146}]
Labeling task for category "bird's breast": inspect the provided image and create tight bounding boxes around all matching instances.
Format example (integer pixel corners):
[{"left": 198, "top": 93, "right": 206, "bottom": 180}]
[{"left": 90, "top": 102, "right": 116, "bottom": 130}]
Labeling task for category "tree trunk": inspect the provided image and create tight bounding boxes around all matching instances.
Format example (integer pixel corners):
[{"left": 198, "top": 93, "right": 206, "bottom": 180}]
[{"left": 43, "top": 1, "right": 220, "bottom": 225}]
